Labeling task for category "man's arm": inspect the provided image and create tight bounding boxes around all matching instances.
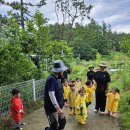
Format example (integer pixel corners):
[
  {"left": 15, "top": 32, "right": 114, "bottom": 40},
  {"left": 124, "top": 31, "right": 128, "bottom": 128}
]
[
  {"left": 49, "top": 91, "right": 59, "bottom": 108},
  {"left": 48, "top": 78, "right": 63, "bottom": 113}
]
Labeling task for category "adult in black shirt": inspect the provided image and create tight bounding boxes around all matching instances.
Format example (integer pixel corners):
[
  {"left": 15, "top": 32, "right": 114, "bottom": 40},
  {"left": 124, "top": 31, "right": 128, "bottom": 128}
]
[
  {"left": 87, "top": 65, "right": 95, "bottom": 82},
  {"left": 94, "top": 62, "right": 111, "bottom": 114}
]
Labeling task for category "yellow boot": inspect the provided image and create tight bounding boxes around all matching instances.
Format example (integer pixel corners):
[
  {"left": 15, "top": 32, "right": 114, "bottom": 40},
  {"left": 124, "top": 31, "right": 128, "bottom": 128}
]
[
  {"left": 69, "top": 109, "right": 73, "bottom": 115},
  {"left": 79, "top": 120, "right": 85, "bottom": 125},
  {"left": 78, "top": 116, "right": 86, "bottom": 125}
]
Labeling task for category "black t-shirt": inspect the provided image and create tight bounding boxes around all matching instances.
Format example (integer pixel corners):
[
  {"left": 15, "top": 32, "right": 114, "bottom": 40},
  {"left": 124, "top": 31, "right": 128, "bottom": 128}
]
[
  {"left": 94, "top": 71, "right": 111, "bottom": 92},
  {"left": 87, "top": 70, "right": 95, "bottom": 81}
]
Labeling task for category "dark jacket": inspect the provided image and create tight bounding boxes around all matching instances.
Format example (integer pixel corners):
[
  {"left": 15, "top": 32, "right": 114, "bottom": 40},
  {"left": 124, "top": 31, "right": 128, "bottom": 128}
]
[{"left": 44, "top": 74, "right": 64, "bottom": 113}]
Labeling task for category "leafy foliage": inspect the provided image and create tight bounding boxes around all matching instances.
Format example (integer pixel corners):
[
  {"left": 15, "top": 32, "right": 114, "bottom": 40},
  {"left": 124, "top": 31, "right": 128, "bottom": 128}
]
[
  {"left": 120, "top": 34, "right": 130, "bottom": 56},
  {"left": 0, "top": 11, "right": 72, "bottom": 86},
  {"left": 0, "top": 0, "right": 46, "bottom": 28}
]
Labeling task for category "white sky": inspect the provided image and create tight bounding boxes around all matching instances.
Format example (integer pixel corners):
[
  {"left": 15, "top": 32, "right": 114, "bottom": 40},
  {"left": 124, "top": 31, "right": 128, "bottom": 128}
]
[{"left": 0, "top": 0, "right": 130, "bottom": 33}]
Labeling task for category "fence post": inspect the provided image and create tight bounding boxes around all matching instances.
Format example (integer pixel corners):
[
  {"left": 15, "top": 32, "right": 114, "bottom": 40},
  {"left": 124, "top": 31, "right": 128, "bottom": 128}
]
[{"left": 32, "top": 79, "right": 36, "bottom": 102}]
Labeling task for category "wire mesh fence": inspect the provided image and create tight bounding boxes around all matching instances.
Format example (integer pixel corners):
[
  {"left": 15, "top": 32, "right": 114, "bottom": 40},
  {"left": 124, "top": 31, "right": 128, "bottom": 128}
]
[{"left": 0, "top": 79, "right": 46, "bottom": 117}]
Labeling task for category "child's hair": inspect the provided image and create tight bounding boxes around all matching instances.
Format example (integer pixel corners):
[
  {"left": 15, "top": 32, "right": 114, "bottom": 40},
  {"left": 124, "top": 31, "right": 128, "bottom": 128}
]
[
  {"left": 113, "top": 87, "right": 120, "bottom": 93},
  {"left": 78, "top": 87, "right": 86, "bottom": 94},
  {"left": 63, "top": 79, "right": 68, "bottom": 83},
  {"left": 70, "top": 84, "right": 75, "bottom": 88},
  {"left": 71, "top": 80, "right": 76, "bottom": 84},
  {"left": 85, "top": 80, "right": 92, "bottom": 86},
  {"left": 12, "top": 89, "right": 20, "bottom": 96}
]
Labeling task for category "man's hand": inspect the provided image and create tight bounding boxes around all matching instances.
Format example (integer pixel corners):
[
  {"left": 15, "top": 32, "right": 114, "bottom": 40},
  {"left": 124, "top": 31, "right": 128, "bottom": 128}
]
[
  {"left": 93, "top": 80, "right": 97, "bottom": 86},
  {"left": 56, "top": 107, "right": 63, "bottom": 114},
  {"left": 105, "top": 89, "right": 109, "bottom": 94}
]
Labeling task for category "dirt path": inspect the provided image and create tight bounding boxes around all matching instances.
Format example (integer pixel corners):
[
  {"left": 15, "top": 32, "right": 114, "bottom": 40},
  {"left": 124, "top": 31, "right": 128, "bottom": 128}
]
[{"left": 22, "top": 101, "right": 121, "bottom": 130}]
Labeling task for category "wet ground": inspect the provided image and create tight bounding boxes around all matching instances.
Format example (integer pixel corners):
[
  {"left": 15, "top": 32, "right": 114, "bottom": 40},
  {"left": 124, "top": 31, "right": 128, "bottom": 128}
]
[{"left": 22, "top": 101, "right": 121, "bottom": 130}]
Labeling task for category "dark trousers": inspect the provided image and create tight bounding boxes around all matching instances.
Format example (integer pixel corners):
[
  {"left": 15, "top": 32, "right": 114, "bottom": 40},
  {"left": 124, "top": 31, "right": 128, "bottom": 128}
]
[
  {"left": 95, "top": 91, "right": 106, "bottom": 112},
  {"left": 45, "top": 111, "right": 66, "bottom": 130}
]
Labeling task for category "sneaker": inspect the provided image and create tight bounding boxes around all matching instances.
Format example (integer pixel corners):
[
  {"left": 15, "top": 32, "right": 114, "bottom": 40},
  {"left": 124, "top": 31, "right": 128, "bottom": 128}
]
[
  {"left": 16, "top": 127, "right": 23, "bottom": 130},
  {"left": 45, "top": 127, "right": 49, "bottom": 130},
  {"left": 105, "top": 112, "right": 110, "bottom": 115},
  {"left": 94, "top": 109, "right": 98, "bottom": 113},
  {"left": 21, "top": 122, "right": 26, "bottom": 126},
  {"left": 100, "top": 111, "right": 105, "bottom": 115}
]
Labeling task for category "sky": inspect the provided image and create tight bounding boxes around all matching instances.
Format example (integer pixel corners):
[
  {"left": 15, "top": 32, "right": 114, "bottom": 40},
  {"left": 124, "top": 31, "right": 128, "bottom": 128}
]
[{"left": 0, "top": 0, "right": 130, "bottom": 33}]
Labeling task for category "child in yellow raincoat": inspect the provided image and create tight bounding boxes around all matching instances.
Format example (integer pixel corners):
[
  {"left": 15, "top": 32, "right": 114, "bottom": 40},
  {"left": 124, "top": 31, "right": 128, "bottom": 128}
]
[
  {"left": 75, "top": 77, "right": 82, "bottom": 92},
  {"left": 68, "top": 84, "right": 78, "bottom": 115},
  {"left": 75, "top": 88, "right": 89, "bottom": 125},
  {"left": 84, "top": 80, "right": 97, "bottom": 106},
  {"left": 106, "top": 87, "right": 120, "bottom": 118},
  {"left": 63, "top": 79, "right": 70, "bottom": 106},
  {"left": 106, "top": 90, "right": 113, "bottom": 115}
]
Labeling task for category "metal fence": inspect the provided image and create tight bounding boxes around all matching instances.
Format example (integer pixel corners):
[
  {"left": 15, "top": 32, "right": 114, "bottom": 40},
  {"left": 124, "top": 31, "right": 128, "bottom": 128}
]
[{"left": 0, "top": 79, "right": 46, "bottom": 117}]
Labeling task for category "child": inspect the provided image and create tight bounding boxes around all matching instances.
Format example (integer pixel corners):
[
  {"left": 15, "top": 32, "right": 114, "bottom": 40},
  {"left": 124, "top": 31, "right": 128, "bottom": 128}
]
[
  {"left": 11, "top": 89, "right": 25, "bottom": 130},
  {"left": 106, "top": 90, "right": 113, "bottom": 115},
  {"left": 84, "top": 80, "right": 96, "bottom": 106},
  {"left": 68, "top": 84, "right": 78, "bottom": 115},
  {"left": 75, "top": 88, "right": 89, "bottom": 125},
  {"left": 63, "top": 79, "right": 70, "bottom": 106},
  {"left": 75, "top": 77, "right": 82, "bottom": 92},
  {"left": 106, "top": 87, "right": 120, "bottom": 118}
]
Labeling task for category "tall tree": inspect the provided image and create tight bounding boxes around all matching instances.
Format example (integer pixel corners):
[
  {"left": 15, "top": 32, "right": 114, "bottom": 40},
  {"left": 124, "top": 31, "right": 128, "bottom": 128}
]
[
  {"left": 120, "top": 34, "right": 130, "bottom": 56},
  {"left": 54, "top": 0, "right": 93, "bottom": 42},
  {"left": 0, "top": 14, "right": 8, "bottom": 26},
  {"left": 0, "top": 0, "right": 46, "bottom": 28}
]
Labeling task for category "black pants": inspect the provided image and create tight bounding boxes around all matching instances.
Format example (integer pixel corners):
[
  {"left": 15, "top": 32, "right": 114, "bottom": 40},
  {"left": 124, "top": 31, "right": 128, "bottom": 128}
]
[
  {"left": 45, "top": 111, "right": 66, "bottom": 130},
  {"left": 95, "top": 91, "right": 106, "bottom": 112}
]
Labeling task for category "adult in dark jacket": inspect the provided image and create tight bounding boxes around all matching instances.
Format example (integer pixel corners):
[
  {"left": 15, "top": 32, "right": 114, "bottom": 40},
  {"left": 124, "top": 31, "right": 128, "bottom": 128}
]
[
  {"left": 44, "top": 60, "right": 67, "bottom": 130},
  {"left": 87, "top": 65, "right": 95, "bottom": 82},
  {"left": 94, "top": 62, "right": 111, "bottom": 114}
]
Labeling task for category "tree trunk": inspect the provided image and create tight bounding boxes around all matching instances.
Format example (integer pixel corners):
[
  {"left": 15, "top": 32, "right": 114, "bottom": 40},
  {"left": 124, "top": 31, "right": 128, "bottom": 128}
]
[{"left": 21, "top": 0, "right": 24, "bottom": 29}]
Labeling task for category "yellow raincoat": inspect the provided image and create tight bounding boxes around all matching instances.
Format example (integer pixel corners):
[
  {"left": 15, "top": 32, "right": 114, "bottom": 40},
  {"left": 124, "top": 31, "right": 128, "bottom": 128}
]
[
  {"left": 68, "top": 91, "right": 78, "bottom": 108},
  {"left": 75, "top": 94, "right": 88, "bottom": 124},
  {"left": 84, "top": 85, "right": 96, "bottom": 103},
  {"left": 106, "top": 92, "right": 120, "bottom": 112},
  {"left": 63, "top": 86, "right": 70, "bottom": 100},
  {"left": 75, "top": 81, "right": 82, "bottom": 91}
]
